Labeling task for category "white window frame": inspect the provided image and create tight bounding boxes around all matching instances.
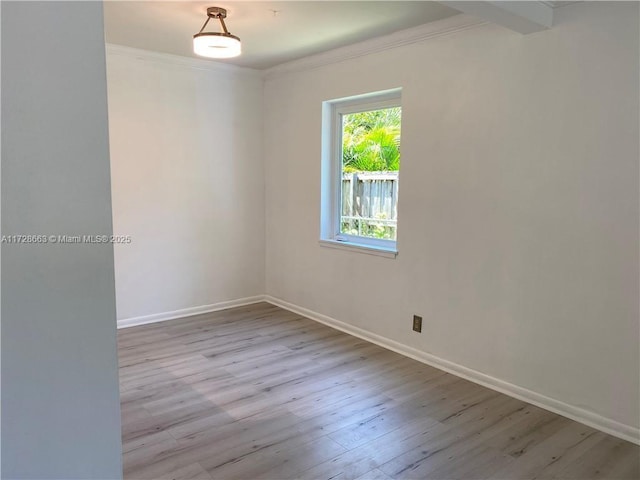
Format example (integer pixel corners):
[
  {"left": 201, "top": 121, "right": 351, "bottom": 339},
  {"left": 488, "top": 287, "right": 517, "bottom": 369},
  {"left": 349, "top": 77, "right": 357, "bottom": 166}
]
[{"left": 320, "top": 88, "right": 401, "bottom": 259}]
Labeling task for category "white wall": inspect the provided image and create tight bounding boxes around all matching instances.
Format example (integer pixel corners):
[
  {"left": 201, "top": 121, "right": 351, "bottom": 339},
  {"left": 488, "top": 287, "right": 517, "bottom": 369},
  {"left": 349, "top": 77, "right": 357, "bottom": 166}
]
[
  {"left": 1, "top": 2, "right": 123, "bottom": 478},
  {"left": 106, "top": 49, "right": 264, "bottom": 321},
  {"left": 264, "top": 1, "right": 639, "bottom": 436}
]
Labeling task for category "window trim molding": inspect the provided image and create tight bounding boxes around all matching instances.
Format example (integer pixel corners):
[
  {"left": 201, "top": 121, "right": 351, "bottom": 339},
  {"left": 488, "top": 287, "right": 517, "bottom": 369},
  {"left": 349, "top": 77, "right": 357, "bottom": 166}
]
[
  {"left": 320, "top": 88, "right": 402, "bottom": 258},
  {"left": 318, "top": 239, "right": 398, "bottom": 259}
]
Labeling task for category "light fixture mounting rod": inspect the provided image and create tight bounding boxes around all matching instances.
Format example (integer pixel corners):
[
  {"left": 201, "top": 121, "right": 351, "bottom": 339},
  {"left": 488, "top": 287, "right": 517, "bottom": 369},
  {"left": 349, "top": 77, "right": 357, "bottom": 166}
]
[
  {"left": 206, "top": 6, "right": 227, "bottom": 19},
  {"left": 203, "top": 6, "right": 230, "bottom": 34}
]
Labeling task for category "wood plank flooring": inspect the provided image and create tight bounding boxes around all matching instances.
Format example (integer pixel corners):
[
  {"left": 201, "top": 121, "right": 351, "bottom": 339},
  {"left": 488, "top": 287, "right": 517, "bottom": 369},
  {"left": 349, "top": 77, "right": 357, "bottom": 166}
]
[{"left": 118, "top": 303, "right": 639, "bottom": 480}]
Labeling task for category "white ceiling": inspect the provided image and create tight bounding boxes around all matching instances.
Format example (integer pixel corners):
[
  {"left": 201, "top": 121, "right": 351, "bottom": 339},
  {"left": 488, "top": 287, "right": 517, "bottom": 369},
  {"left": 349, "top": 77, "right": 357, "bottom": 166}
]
[{"left": 103, "top": 1, "right": 460, "bottom": 70}]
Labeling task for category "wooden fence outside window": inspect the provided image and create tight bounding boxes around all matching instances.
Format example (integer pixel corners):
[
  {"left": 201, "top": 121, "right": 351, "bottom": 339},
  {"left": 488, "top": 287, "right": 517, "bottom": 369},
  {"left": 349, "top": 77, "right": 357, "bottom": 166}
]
[{"left": 341, "top": 171, "right": 398, "bottom": 240}]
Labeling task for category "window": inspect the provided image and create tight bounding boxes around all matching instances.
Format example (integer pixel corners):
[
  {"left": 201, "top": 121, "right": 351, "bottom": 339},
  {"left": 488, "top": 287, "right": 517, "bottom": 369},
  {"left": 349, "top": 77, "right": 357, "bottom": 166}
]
[{"left": 320, "top": 88, "right": 401, "bottom": 257}]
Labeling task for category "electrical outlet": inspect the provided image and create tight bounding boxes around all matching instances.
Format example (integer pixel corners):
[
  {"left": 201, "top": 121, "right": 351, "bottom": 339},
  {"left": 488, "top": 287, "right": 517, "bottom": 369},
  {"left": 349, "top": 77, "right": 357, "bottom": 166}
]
[{"left": 412, "top": 315, "right": 422, "bottom": 333}]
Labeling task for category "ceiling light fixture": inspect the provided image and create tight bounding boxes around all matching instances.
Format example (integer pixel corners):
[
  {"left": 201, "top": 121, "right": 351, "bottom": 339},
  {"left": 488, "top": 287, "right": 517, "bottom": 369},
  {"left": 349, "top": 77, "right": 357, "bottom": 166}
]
[{"left": 193, "top": 6, "right": 241, "bottom": 59}]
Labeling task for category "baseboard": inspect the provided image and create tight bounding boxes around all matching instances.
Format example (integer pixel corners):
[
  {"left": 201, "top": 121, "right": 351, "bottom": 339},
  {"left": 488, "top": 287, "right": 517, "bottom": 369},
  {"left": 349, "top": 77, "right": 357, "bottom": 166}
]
[
  {"left": 264, "top": 295, "right": 640, "bottom": 445},
  {"left": 117, "top": 295, "right": 266, "bottom": 329}
]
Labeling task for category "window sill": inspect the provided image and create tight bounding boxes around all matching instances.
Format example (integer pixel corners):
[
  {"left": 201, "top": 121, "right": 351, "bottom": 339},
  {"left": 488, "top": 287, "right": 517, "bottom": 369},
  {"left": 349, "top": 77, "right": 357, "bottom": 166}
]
[{"left": 319, "top": 239, "right": 398, "bottom": 259}]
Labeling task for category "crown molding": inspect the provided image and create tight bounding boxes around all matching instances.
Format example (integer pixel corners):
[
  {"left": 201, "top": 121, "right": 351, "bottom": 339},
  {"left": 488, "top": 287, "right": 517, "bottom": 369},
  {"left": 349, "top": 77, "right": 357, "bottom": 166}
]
[
  {"left": 105, "top": 43, "right": 262, "bottom": 77},
  {"left": 264, "top": 14, "right": 487, "bottom": 79},
  {"left": 106, "top": 14, "right": 487, "bottom": 79}
]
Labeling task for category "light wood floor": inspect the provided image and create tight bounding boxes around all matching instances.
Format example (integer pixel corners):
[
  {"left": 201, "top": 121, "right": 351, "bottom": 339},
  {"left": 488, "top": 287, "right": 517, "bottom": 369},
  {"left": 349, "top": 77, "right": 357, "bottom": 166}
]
[{"left": 119, "top": 302, "right": 639, "bottom": 480}]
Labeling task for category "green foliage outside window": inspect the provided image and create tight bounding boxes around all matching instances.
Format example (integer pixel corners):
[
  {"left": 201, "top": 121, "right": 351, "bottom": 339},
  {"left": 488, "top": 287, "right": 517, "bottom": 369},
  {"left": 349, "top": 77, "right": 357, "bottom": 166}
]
[{"left": 342, "top": 107, "right": 401, "bottom": 172}]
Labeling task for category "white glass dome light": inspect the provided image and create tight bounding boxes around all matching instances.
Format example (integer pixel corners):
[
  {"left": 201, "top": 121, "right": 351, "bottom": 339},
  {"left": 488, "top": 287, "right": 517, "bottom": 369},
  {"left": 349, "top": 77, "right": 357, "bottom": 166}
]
[
  {"left": 194, "top": 7, "right": 241, "bottom": 59},
  {"left": 194, "top": 33, "right": 241, "bottom": 58}
]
